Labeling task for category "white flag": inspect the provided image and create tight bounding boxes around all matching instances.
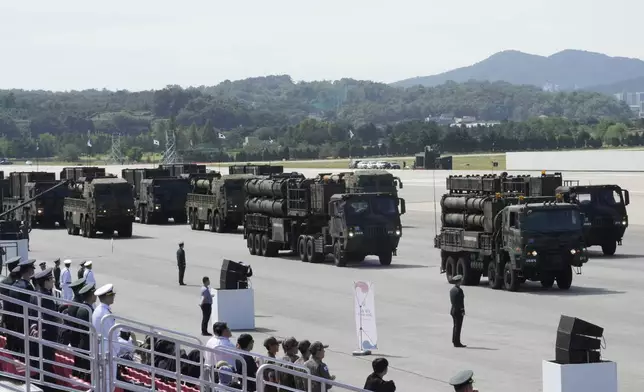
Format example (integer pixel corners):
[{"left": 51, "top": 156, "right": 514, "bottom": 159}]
[
  {"left": 218, "top": 133, "right": 226, "bottom": 139},
  {"left": 269, "top": 139, "right": 274, "bottom": 144},
  {"left": 36, "top": 142, "right": 39, "bottom": 151},
  {"left": 87, "top": 139, "right": 92, "bottom": 148},
  {"left": 349, "top": 129, "right": 355, "bottom": 139},
  {"left": 190, "top": 140, "right": 194, "bottom": 147},
  {"left": 353, "top": 281, "right": 378, "bottom": 351},
  {"left": 153, "top": 139, "right": 160, "bottom": 146}
]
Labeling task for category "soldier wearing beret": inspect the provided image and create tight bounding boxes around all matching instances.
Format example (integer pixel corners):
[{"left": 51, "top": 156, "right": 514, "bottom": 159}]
[
  {"left": 72, "top": 283, "right": 96, "bottom": 381},
  {"left": 449, "top": 369, "right": 477, "bottom": 392},
  {"left": 30, "top": 268, "right": 59, "bottom": 383},
  {"left": 450, "top": 274, "right": 466, "bottom": 348}
]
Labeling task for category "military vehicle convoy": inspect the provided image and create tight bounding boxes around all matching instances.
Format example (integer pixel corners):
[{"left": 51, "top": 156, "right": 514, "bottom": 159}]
[
  {"left": 186, "top": 173, "right": 255, "bottom": 232},
  {"left": 243, "top": 172, "right": 406, "bottom": 267},
  {"left": 229, "top": 164, "right": 283, "bottom": 176},
  {"left": 64, "top": 173, "right": 135, "bottom": 238},
  {"left": 556, "top": 181, "right": 630, "bottom": 256},
  {"left": 435, "top": 172, "right": 588, "bottom": 291},
  {"left": 122, "top": 168, "right": 191, "bottom": 224},
  {"left": 1, "top": 171, "right": 68, "bottom": 227},
  {"left": 325, "top": 170, "right": 403, "bottom": 196}
]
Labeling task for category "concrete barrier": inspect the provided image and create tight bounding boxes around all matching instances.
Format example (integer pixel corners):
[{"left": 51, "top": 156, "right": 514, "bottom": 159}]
[{"left": 507, "top": 150, "right": 644, "bottom": 172}]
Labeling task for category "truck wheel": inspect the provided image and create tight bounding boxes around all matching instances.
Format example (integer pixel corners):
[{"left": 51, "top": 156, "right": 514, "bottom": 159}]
[
  {"left": 66, "top": 217, "right": 73, "bottom": 235},
  {"left": 254, "top": 234, "right": 262, "bottom": 255},
  {"left": 445, "top": 256, "right": 457, "bottom": 283},
  {"left": 456, "top": 257, "right": 473, "bottom": 285},
  {"left": 488, "top": 263, "right": 502, "bottom": 289},
  {"left": 556, "top": 266, "right": 573, "bottom": 290},
  {"left": 540, "top": 274, "right": 555, "bottom": 288},
  {"left": 190, "top": 211, "right": 198, "bottom": 230},
  {"left": 260, "top": 234, "right": 269, "bottom": 256},
  {"left": 503, "top": 263, "right": 520, "bottom": 291},
  {"left": 334, "top": 241, "right": 346, "bottom": 267},
  {"left": 265, "top": 241, "right": 279, "bottom": 258},
  {"left": 601, "top": 241, "right": 617, "bottom": 256},
  {"left": 208, "top": 213, "right": 215, "bottom": 232},
  {"left": 248, "top": 233, "right": 256, "bottom": 255},
  {"left": 378, "top": 252, "right": 393, "bottom": 266},
  {"left": 120, "top": 223, "right": 133, "bottom": 238},
  {"left": 214, "top": 213, "right": 224, "bottom": 233},
  {"left": 298, "top": 236, "right": 308, "bottom": 262},
  {"left": 306, "top": 237, "right": 320, "bottom": 263},
  {"left": 81, "top": 218, "right": 87, "bottom": 238},
  {"left": 87, "top": 221, "right": 96, "bottom": 238}
]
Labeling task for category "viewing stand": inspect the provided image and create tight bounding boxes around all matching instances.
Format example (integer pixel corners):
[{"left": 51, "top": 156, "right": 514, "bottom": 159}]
[
  {"left": 542, "top": 360, "right": 617, "bottom": 392},
  {"left": 211, "top": 288, "right": 255, "bottom": 330}
]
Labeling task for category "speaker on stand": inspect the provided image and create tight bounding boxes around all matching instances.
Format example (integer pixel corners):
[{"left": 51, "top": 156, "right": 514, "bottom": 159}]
[
  {"left": 219, "top": 259, "right": 253, "bottom": 290},
  {"left": 555, "top": 315, "right": 604, "bottom": 364}
]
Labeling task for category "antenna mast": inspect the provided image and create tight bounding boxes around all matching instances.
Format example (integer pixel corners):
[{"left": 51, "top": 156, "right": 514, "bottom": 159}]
[
  {"left": 106, "top": 133, "right": 125, "bottom": 164},
  {"left": 160, "top": 126, "right": 179, "bottom": 164}
]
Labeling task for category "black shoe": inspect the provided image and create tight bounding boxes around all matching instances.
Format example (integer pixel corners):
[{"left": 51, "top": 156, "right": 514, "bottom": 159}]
[
  {"left": 179, "top": 283, "right": 186, "bottom": 286},
  {"left": 454, "top": 343, "right": 467, "bottom": 348}
]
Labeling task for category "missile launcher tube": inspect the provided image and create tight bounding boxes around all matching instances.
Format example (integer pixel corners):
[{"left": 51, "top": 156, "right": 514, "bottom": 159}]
[
  {"left": 441, "top": 213, "right": 487, "bottom": 230},
  {"left": 194, "top": 179, "right": 212, "bottom": 190},
  {"left": 244, "top": 178, "right": 289, "bottom": 198},
  {"left": 441, "top": 196, "right": 491, "bottom": 213},
  {"left": 244, "top": 197, "right": 287, "bottom": 217}
]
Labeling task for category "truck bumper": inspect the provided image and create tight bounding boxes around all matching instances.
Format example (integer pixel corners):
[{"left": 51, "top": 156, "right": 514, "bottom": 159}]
[{"left": 345, "top": 235, "right": 400, "bottom": 255}]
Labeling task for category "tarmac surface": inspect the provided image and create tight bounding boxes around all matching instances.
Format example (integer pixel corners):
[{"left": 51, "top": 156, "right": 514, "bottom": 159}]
[{"left": 21, "top": 166, "right": 644, "bottom": 392}]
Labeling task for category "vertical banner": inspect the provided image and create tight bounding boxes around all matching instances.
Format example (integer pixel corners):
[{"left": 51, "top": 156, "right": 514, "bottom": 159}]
[{"left": 353, "top": 281, "right": 378, "bottom": 351}]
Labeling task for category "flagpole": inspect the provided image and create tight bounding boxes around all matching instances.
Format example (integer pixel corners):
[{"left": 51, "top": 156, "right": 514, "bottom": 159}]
[{"left": 36, "top": 141, "right": 39, "bottom": 171}]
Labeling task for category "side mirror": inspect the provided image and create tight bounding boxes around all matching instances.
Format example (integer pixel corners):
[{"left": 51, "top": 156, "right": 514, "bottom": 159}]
[
  {"left": 399, "top": 198, "right": 406, "bottom": 215},
  {"left": 396, "top": 177, "right": 403, "bottom": 189},
  {"left": 624, "top": 190, "right": 630, "bottom": 206}
]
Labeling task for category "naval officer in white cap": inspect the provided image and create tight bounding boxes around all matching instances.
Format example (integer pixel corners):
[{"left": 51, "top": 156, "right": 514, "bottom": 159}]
[
  {"left": 61, "top": 260, "right": 73, "bottom": 300},
  {"left": 83, "top": 261, "right": 96, "bottom": 286},
  {"left": 92, "top": 283, "right": 118, "bottom": 386}
]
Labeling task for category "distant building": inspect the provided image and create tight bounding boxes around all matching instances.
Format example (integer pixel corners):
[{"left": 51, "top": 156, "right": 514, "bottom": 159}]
[{"left": 542, "top": 83, "right": 560, "bottom": 92}]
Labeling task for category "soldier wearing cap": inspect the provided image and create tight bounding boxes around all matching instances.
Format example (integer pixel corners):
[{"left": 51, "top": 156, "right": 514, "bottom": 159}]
[
  {"left": 72, "top": 282, "right": 96, "bottom": 381},
  {"left": 262, "top": 337, "right": 281, "bottom": 392},
  {"left": 6, "top": 259, "right": 37, "bottom": 352},
  {"left": 450, "top": 274, "right": 466, "bottom": 348},
  {"left": 449, "top": 370, "right": 477, "bottom": 392},
  {"left": 32, "top": 261, "right": 47, "bottom": 289},
  {"left": 1, "top": 256, "right": 22, "bottom": 296},
  {"left": 59, "top": 277, "right": 87, "bottom": 345},
  {"left": 77, "top": 261, "right": 85, "bottom": 279},
  {"left": 177, "top": 241, "right": 186, "bottom": 285},
  {"left": 83, "top": 260, "right": 96, "bottom": 286},
  {"left": 30, "top": 267, "right": 60, "bottom": 383},
  {"left": 61, "top": 260, "right": 73, "bottom": 300},
  {"left": 53, "top": 258, "right": 61, "bottom": 290},
  {"left": 280, "top": 337, "right": 300, "bottom": 390},
  {"left": 304, "top": 341, "right": 335, "bottom": 392},
  {"left": 92, "top": 284, "right": 118, "bottom": 387}
]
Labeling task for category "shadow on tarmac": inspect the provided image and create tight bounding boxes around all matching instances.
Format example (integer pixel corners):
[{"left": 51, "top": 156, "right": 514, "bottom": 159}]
[
  {"left": 587, "top": 252, "right": 644, "bottom": 260},
  {"left": 519, "top": 285, "right": 626, "bottom": 296}
]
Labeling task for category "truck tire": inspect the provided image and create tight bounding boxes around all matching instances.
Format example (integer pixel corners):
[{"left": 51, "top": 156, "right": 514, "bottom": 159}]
[
  {"left": 298, "top": 236, "right": 308, "bottom": 262},
  {"left": 334, "top": 241, "right": 347, "bottom": 267},
  {"left": 556, "top": 266, "right": 573, "bottom": 290},
  {"left": 540, "top": 274, "right": 555, "bottom": 288},
  {"left": 601, "top": 241, "right": 617, "bottom": 256},
  {"left": 120, "top": 223, "right": 133, "bottom": 238},
  {"left": 259, "top": 234, "right": 269, "bottom": 256},
  {"left": 306, "top": 237, "right": 323, "bottom": 263},
  {"left": 456, "top": 257, "right": 473, "bottom": 285},
  {"left": 144, "top": 210, "right": 151, "bottom": 225},
  {"left": 503, "top": 263, "right": 520, "bottom": 292},
  {"left": 378, "top": 252, "right": 393, "bottom": 266},
  {"left": 214, "top": 213, "right": 224, "bottom": 233},
  {"left": 487, "top": 263, "right": 502, "bottom": 289},
  {"left": 248, "top": 233, "right": 256, "bottom": 255},
  {"left": 81, "top": 218, "right": 87, "bottom": 238},
  {"left": 190, "top": 211, "right": 198, "bottom": 230},
  {"left": 445, "top": 256, "right": 457, "bottom": 283},
  {"left": 87, "top": 220, "right": 96, "bottom": 238},
  {"left": 254, "top": 234, "right": 261, "bottom": 255},
  {"left": 265, "top": 241, "right": 279, "bottom": 258},
  {"left": 208, "top": 212, "right": 216, "bottom": 232}
]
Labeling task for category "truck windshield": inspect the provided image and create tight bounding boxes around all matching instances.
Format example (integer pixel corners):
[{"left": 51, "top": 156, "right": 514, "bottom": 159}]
[
  {"left": 574, "top": 188, "right": 623, "bottom": 207},
  {"left": 95, "top": 185, "right": 131, "bottom": 200},
  {"left": 523, "top": 209, "right": 581, "bottom": 232},
  {"left": 345, "top": 197, "right": 398, "bottom": 218}
]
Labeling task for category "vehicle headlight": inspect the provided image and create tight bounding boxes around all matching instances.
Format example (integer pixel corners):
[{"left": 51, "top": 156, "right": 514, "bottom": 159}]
[
  {"left": 155, "top": 205, "right": 160, "bottom": 209},
  {"left": 622, "top": 220, "right": 627, "bottom": 225},
  {"left": 530, "top": 250, "right": 537, "bottom": 256},
  {"left": 395, "top": 229, "right": 401, "bottom": 236},
  {"left": 570, "top": 249, "right": 577, "bottom": 255},
  {"left": 348, "top": 232, "right": 354, "bottom": 238},
  {"left": 37, "top": 209, "right": 43, "bottom": 214}
]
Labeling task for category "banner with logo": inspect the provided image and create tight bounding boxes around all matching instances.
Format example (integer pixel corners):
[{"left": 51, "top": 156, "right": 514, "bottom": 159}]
[{"left": 353, "top": 281, "right": 378, "bottom": 351}]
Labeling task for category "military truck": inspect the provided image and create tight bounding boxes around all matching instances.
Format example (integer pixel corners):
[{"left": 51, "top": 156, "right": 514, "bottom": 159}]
[
  {"left": 64, "top": 174, "right": 135, "bottom": 238},
  {"left": 243, "top": 172, "right": 406, "bottom": 267},
  {"left": 229, "top": 164, "right": 283, "bottom": 176},
  {"left": 1, "top": 172, "right": 69, "bottom": 227},
  {"left": 158, "top": 163, "right": 207, "bottom": 178},
  {"left": 186, "top": 174, "right": 254, "bottom": 232},
  {"left": 328, "top": 170, "right": 403, "bottom": 196},
  {"left": 556, "top": 181, "right": 630, "bottom": 256},
  {"left": 435, "top": 173, "right": 588, "bottom": 291},
  {"left": 122, "top": 168, "right": 190, "bottom": 224},
  {"left": 60, "top": 166, "right": 106, "bottom": 181}
]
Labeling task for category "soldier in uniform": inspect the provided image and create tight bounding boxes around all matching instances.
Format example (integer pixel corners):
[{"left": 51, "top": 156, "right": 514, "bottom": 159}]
[
  {"left": 77, "top": 262, "right": 86, "bottom": 280},
  {"left": 32, "top": 261, "right": 47, "bottom": 289},
  {"left": 280, "top": 337, "right": 300, "bottom": 391},
  {"left": 177, "top": 241, "right": 186, "bottom": 285},
  {"left": 72, "top": 282, "right": 96, "bottom": 381},
  {"left": 59, "top": 277, "right": 87, "bottom": 345},
  {"left": 30, "top": 267, "right": 60, "bottom": 383},
  {"left": 1, "top": 256, "right": 22, "bottom": 294},
  {"left": 60, "top": 260, "right": 73, "bottom": 300},
  {"left": 19, "top": 221, "right": 31, "bottom": 250},
  {"left": 6, "top": 259, "right": 37, "bottom": 352},
  {"left": 83, "top": 260, "right": 96, "bottom": 286},
  {"left": 448, "top": 369, "right": 477, "bottom": 392},
  {"left": 53, "top": 258, "right": 61, "bottom": 290},
  {"left": 92, "top": 283, "right": 117, "bottom": 389},
  {"left": 449, "top": 275, "right": 466, "bottom": 348},
  {"left": 304, "top": 341, "right": 335, "bottom": 392}
]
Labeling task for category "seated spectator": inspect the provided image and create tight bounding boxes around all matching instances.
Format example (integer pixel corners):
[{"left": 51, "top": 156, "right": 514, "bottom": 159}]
[
  {"left": 304, "top": 341, "right": 335, "bottom": 392},
  {"left": 235, "top": 333, "right": 258, "bottom": 392},
  {"left": 364, "top": 358, "right": 396, "bottom": 392}
]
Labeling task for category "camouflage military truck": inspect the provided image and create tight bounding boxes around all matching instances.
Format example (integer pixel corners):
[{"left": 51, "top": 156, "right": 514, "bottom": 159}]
[
  {"left": 1, "top": 172, "right": 67, "bottom": 227},
  {"left": 333, "top": 170, "right": 403, "bottom": 196},
  {"left": 64, "top": 175, "right": 135, "bottom": 238},
  {"left": 186, "top": 174, "right": 254, "bottom": 232},
  {"left": 435, "top": 174, "right": 588, "bottom": 291}
]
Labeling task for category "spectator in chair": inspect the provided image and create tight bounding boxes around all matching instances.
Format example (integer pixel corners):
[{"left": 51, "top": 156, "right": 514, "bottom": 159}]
[
  {"left": 364, "top": 358, "right": 396, "bottom": 392},
  {"left": 263, "top": 336, "right": 282, "bottom": 392},
  {"left": 235, "top": 333, "right": 258, "bottom": 392},
  {"left": 205, "top": 322, "right": 237, "bottom": 374}
]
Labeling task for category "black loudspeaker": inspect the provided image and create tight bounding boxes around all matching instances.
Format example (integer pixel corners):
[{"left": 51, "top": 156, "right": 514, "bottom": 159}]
[
  {"left": 219, "top": 259, "right": 251, "bottom": 290},
  {"left": 555, "top": 315, "right": 603, "bottom": 364}
]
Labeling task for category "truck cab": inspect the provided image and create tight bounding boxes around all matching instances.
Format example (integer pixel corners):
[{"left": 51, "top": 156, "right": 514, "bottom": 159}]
[
  {"left": 556, "top": 184, "right": 629, "bottom": 255},
  {"left": 210, "top": 175, "right": 252, "bottom": 232},
  {"left": 498, "top": 202, "right": 587, "bottom": 290},
  {"left": 139, "top": 178, "right": 190, "bottom": 224},
  {"left": 329, "top": 193, "right": 405, "bottom": 266}
]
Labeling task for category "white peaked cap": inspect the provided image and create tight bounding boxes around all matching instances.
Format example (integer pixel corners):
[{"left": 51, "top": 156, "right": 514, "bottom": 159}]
[
  {"left": 63, "top": 259, "right": 72, "bottom": 265},
  {"left": 95, "top": 283, "right": 114, "bottom": 296},
  {"left": 84, "top": 260, "right": 93, "bottom": 267}
]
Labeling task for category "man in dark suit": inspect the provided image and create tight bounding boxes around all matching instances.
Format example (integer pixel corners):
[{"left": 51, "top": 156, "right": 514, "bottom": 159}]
[
  {"left": 364, "top": 358, "right": 396, "bottom": 392},
  {"left": 450, "top": 274, "right": 466, "bottom": 348}
]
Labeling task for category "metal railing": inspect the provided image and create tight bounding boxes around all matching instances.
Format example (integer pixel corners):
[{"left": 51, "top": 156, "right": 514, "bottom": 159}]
[
  {"left": 257, "top": 363, "right": 369, "bottom": 392},
  {"left": 0, "top": 282, "right": 99, "bottom": 392}
]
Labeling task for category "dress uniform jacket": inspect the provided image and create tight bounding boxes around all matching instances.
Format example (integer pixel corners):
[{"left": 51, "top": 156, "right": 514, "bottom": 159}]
[
  {"left": 61, "top": 268, "right": 73, "bottom": 300},
  {"left": 31, "top": 287, "right": 59, "bottom": 382},
  {"left": 72, "top": 303, "right": 94, "bottom": 380},
  {"left": 6, "top": 279, "right": 35, "bottom": 352},
  {"left": 83, "top": 269, "right": 96, "bottom": 286},
  {"left": 92, "top": 303, "right": 118, "bottom": 388}
]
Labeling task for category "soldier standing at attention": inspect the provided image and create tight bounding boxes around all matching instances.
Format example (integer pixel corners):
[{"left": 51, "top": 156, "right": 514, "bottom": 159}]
[
  {"left": 177, "top": 241, "right": 186, "bottom": 285},
  {"left": 92, "top": 283, "right": 118, "bottom": 388},
  {"left": 20, "top": 221, "right": 31, "bottom": 250},
  {"left": 31, "top": 267, "right": 59, "bottom": 383},
  {"left": 61, "top": 260, "right": 73, "bottom": 300},
  {"left": 83, "top": 261, "right": 96, "bottom": 286},
  {"left": 7, "top": 259, "right": 37, "bottom": 352},
  {"left": 77, "top": 262, "right": 86, "bottom": 279},
  {"left": 450, "top": 275, "right": 466, "bottom": 348},
  {"left": 448, "top": 370, "right": 477, "bottom": 392},
  {"left": 1, "top": 256, "right": 22, "bottom": 295},
  {"left": 53, "top": 258, "right": 61, "bottom": 290},
  {"left": 72, "top": 283, "right": 96, "bottom": 381}
]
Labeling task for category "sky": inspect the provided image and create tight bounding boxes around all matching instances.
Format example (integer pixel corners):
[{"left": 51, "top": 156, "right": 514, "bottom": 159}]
[{"left": 1, "top": 0, "right": 642, "bottom": 92}]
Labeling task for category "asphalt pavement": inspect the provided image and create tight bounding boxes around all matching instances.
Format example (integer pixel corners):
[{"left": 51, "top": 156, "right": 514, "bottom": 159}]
[{"left": 24, "top": 167, "right": 644, "bottom": 392}]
